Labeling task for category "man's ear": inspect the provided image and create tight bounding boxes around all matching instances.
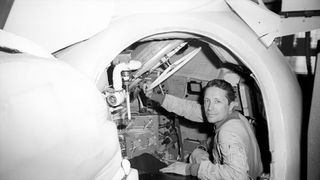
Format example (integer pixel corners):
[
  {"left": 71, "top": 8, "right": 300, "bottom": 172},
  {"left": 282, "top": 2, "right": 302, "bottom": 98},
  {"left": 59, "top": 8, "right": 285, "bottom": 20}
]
[{"left": 229, "top": 101, "right": 237, "bottom": 112}]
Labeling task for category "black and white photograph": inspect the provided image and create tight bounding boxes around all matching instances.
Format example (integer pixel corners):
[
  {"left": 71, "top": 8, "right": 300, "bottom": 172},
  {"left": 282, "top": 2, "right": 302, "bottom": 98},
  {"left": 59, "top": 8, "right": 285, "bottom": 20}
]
[{"left": 0, "top": 0, "right": 320, "bottom": 179}]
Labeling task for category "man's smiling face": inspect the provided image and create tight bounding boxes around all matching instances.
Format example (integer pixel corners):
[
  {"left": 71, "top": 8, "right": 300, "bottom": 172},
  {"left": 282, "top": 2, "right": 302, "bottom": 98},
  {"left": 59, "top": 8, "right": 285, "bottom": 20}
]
[{"left": 203, "top": 86, "right": 235, "bottom": 123}]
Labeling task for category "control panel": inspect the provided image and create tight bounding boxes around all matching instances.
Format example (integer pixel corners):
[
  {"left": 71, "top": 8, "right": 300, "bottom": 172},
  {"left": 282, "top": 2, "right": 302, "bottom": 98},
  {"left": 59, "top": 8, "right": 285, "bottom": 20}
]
[{"left": 118, "top": 115, "right": 159, "bottom": 158}]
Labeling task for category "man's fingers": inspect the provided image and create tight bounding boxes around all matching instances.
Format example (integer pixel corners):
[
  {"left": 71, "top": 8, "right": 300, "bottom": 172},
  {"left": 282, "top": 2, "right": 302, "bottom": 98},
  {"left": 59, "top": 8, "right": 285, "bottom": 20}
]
[
  {"left": 159, "top": 162, "right": 189, "bottom": 176},
  {"left": 160, "top": 162, "right": 182, "bottom": 174},
  {"left": 142, "top": 83, "right": 152, "bottom": 98},
  {"left": 160, "top": 167, "right": 171, "bottom": 173},
  {"left": 160, "top": 165, "right": 176, "bottom": 173}
]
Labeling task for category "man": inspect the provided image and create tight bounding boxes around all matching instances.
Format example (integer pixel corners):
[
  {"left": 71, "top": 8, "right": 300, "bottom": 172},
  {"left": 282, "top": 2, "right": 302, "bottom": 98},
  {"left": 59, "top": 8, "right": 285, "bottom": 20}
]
[{"left": 146, "top": 79, "right": 263, "bottom": 180}]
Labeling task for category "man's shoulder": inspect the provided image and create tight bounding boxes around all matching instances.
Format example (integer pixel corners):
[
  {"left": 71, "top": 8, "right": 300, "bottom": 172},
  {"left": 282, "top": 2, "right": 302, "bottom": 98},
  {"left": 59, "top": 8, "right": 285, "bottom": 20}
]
[
  {"left": 221, "top": 119, "right": 244, "bottom": 130},
  {"left": 217, "top": 120, "right": 249, "bottom": 145},
  {"left": 221, "top": 112, "right": 248, "bottom": 129},
  {"left": 219, "top": 118, "right": 248, "bottom": 139}
]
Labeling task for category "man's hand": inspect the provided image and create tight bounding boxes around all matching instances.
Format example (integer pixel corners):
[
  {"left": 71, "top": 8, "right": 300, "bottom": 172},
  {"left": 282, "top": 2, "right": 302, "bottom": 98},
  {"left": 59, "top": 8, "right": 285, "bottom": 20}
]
[
  {"left": 189, "top": 148, "right": 210, "bottom": 164},
  {"left": 142, "top": 82, "right": 153, "bottom": 98},
  {"left": 159, "top": 162, "right": 189, "bottom": 176}
]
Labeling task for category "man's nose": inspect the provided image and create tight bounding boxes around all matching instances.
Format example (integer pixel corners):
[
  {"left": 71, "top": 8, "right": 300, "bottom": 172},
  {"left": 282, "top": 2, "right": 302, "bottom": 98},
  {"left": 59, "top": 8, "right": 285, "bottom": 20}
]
[{"left": 207, "top": 102, "right": 215, "bottom": 111}]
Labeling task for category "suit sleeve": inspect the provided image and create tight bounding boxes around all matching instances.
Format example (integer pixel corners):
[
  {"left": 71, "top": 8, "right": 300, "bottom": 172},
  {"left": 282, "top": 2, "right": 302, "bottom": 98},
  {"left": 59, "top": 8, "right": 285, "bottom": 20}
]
[
  {"left": 197, "top": 130, "right": 250, "bottom": 180},
  {"left": 161, "top": 94, "right": 204, "bottom": 123}
]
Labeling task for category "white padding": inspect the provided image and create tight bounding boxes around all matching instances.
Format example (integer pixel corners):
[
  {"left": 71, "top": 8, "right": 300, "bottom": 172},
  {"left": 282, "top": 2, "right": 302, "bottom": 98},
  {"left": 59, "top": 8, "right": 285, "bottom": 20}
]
[{"left": 0, "top": 53, "right": 123, "bottom": 180}]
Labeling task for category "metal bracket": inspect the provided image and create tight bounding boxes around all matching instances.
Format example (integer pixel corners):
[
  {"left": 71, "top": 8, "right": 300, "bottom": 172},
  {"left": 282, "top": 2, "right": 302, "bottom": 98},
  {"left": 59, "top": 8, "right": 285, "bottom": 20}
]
[{"left": 225, "top": 0, "right": 320, "bottom": 47}]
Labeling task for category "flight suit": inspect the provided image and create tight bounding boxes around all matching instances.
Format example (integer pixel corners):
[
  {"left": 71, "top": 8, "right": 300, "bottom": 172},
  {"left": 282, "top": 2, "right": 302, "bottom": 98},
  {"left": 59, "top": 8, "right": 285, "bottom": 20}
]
[{"left": 161, "top": 94, "right": 263, "bottom": 180}]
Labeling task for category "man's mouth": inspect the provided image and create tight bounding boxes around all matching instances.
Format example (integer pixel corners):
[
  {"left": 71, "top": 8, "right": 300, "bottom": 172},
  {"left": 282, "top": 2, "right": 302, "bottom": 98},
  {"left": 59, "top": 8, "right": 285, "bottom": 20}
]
[{"left": 206, "top": 113, "right": 217, "bottom": 117}]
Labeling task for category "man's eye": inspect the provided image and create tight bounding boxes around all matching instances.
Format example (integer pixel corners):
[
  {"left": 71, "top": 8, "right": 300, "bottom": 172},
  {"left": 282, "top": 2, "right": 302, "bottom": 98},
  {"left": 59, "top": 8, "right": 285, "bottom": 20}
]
[
  {"left": 204, "top": 99, "right": 210, "bottom": 105},
  {"left": 214, "top": 100, "right": 221, "bottom": 104}
]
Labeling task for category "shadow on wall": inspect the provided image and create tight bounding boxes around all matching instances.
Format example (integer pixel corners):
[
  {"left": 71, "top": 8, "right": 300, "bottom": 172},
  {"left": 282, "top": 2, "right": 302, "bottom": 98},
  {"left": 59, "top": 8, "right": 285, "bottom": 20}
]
[{"left": 297, "top": 74, "right": 314, "bottom": 180}]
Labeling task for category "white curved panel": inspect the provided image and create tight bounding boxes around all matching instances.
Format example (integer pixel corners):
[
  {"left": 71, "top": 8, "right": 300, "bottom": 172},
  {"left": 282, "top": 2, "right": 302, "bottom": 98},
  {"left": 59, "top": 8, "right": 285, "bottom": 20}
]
[{"left": 57, "top": 11, "right": 302, "bottom": 180}]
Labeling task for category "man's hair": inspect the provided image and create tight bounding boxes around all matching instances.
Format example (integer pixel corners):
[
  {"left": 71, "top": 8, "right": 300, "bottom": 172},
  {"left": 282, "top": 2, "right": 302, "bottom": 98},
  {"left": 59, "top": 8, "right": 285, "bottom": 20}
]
[{"left": 205, "top": 79, "right": 236, "bottom": 104}]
